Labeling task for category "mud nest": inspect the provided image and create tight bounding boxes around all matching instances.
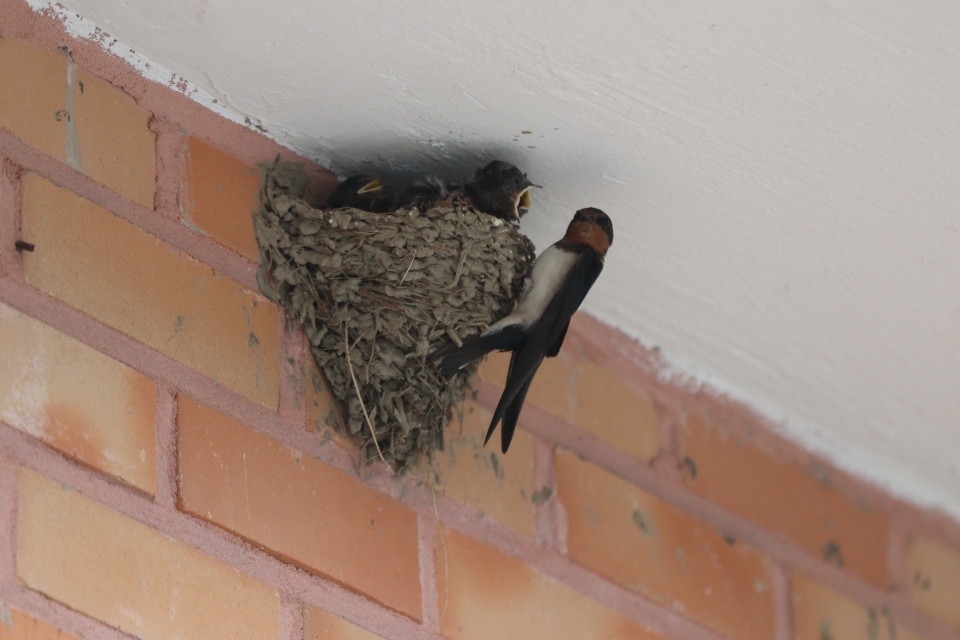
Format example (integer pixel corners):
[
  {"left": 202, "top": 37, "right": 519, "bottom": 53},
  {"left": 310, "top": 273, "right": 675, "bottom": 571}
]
[{"left": 254, "top": 161, "right": 535, "bottom": 471}]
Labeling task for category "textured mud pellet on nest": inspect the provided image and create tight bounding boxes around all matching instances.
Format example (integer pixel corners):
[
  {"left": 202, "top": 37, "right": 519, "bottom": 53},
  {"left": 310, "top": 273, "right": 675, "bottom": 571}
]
[{"left": 254, "top": 162, "right": 535, "bottom": 471}]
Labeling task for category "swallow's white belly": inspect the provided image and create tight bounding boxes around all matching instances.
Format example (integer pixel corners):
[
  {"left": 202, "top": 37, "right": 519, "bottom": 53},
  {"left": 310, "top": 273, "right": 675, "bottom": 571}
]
[{"left": 486, "top": 245, "right": 576, "bottom": 333}]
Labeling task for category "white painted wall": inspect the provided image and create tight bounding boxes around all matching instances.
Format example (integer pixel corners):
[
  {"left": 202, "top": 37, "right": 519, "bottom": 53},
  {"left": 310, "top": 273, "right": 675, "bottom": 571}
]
[{"left": 34, "top": 0, "right": 960, "bottom": 518}]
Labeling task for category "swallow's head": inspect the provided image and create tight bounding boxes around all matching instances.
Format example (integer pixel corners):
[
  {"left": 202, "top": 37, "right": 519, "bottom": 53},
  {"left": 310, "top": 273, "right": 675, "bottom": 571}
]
[
  {"left": 564, "top": 207, "right": 613, "bottom": 254},
  {"left": 327, "top": 174, "right": 383, "bottom": 208},
  {"left": 468, "top": 161, "right": 540, "bottom": 222}
]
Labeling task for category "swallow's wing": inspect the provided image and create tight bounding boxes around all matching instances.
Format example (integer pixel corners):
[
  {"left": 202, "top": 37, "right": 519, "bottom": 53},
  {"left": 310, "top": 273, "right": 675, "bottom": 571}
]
[
  {"left": 544, "top": 257, "right": 599, "bottom": 357},
  {"left": 545, "top": 321, "right": 569, "bottom": 358},
  {"left": 487, "top": 248, "right": 604, "bottom": 451},
  {"left": 517, "top": 248, "right": 604, "bottom": 379}
]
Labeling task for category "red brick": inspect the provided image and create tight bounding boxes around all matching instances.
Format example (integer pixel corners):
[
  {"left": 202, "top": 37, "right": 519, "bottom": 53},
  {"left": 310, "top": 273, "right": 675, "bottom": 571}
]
[
  {"left": 0, "top": 38, "right": 67, "bottom": 161},
  {"left": 414, "top": 399, "right": 536, "bottom": 537},
  {"left": 0, "top": 38, "right": 154, "bottom": 207},
  {"left": 677, "top": 412, "right": 889, "bottom": 586},
  {"left": 303, "top": 606, "right": 383, "bottom": 640},
  {"left": 20, "top": 173, "right": 279, "bottom": 409},
  {"left": 907, "top": 535, "right": 960, "bottom": 632},
  {"left": 17, "top": 468, "right": 279, "bottom": 639},
  {"left": 792, "top": 573, "right": 923, "bottom": 640},
  {"left": 0, "top": 603, "right": 78, "bottom": 640},
  {"left": 479, "top": 349, "right": 659, "bottom": 462},
  {"left": 436, "top": 525, "right": 659, "bottom": 640},
  {"left": 72, "top": 66, "right": 155, "bottom": 208},
  {"left": 555, "top": 450, "right": 775, "bottom": 640},
  {"left": 181, "top": 136, "right": 260, "bottom": 260},
  {"left": 0, "top": 302, "right": 156, "bottom": 493},
  {"left": 177, "top": 396, "right": 422, "bottom": 619}
]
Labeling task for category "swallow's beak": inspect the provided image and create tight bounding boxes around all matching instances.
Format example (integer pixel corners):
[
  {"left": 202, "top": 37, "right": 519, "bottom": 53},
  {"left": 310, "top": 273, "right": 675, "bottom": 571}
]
[
  {"left": 514, "top": 183, "right": 539, "bottom": 220},
  {"left": 357, "top": 178, "right": 382, "bottom": 194}
]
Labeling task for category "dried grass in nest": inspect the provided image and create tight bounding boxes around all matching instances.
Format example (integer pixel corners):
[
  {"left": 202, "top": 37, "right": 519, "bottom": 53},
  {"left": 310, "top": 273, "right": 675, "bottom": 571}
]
[{"left": 254, "top": 161, "right": 536, "bottom": 471}]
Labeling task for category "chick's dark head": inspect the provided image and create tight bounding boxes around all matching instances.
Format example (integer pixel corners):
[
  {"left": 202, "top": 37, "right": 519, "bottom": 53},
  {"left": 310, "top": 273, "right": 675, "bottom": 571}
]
[
  {"left": 326, "top": 175, "right": 383, "bottom": 209},
  {"left": 465, "top": 161, "right": 539, "bottom": 222}
]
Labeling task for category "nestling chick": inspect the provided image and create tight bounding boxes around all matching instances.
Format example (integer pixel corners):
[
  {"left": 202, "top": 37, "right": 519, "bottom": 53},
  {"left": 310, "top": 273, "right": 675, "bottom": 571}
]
[
  {"left": 326, "top": 175, "right": 399, "bottom": 212},
  {"left": 331, "top": 161, "right": 539, "bottom": 222},
  {"left": 397, "top": 175, "right": 456, "bottom": 212},
  {"left": 463, "top": 161, "right": 539, "bottom": 222},
  {"left": 430, "top": 207, "right": 613, "bottom": 452},
  {"left": 397, "top": 161, "right": 539, "bottom": 222}
]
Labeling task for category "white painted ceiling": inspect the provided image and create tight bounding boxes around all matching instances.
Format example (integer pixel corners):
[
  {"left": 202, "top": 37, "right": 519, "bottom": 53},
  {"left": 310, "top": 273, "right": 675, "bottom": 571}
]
[{"left": 36, "top": 0, "right": 960, "bottom": 518}]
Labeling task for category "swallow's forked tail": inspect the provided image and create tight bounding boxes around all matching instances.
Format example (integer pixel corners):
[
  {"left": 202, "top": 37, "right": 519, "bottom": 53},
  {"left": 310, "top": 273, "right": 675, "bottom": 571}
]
[{"left": 429, "top": 324, "right": 526, "bottom": 379}]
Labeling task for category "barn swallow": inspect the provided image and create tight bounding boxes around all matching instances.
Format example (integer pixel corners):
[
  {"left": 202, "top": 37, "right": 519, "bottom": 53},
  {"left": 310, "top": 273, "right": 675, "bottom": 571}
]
[
  {"left": 430, "top": 207, "right": 613, "bottom": 452},
  {"left": 463, "top": 161, "right": 540, "bottom": 222},
  {"left": 326, "top": 174, "right": 399, "bottom": 212}
]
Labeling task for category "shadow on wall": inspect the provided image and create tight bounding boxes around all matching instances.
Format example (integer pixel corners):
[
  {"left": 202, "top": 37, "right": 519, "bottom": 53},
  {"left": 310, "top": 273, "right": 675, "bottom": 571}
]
[
  {"left": 309, "top": 137, "right": 525, "bottom": 186},
  {"left": 296, "top": 131, "right": 624, "bottom": 199},
  {"left": 258, "top": 128, "right": 617, "bottom": 249}
]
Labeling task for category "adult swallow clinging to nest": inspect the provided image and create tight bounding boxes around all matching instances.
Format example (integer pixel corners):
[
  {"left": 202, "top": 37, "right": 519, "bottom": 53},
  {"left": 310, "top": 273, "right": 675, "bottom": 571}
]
[{"left": 429, "top": 207, "right": 613, "bottom": 452}]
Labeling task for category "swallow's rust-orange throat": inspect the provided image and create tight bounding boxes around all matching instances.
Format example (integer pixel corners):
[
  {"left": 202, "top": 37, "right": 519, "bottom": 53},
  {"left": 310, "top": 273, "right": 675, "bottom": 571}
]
[{"left": 563, "top": 219, "right": 611, "bottom": 255}]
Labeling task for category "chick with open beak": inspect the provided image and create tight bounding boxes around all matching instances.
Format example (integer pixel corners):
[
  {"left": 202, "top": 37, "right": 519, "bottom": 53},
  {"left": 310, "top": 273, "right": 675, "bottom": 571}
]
[
  {"left": 326, "top": 174, "right": 399, "bottom": 212},
  {"left": 463, "top": 161, "right": 540, "bottom": 223},
  {"left": 328, "top": 161, "right": 539, "bottom": 222}
]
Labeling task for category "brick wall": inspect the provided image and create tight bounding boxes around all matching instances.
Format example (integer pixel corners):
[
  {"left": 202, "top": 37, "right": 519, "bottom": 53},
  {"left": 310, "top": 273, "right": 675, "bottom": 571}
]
[{"left": 1, "top": 3, "right": 959, "bottom": 639}]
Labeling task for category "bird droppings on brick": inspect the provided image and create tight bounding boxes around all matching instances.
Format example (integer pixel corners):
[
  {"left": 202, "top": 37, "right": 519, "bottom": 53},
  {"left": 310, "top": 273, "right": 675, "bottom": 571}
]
[
  {"left": 632, "top": 509, "right": 657, "bottom": 537},
  {"left": 823, "top": 541, "right": 845, "bottom": 568},
  {"left": 531, "top": 487, "right": 552, "bottom": 505},
  {"left": 254, "top": 160, "right": 535, "bottom": 471}
]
